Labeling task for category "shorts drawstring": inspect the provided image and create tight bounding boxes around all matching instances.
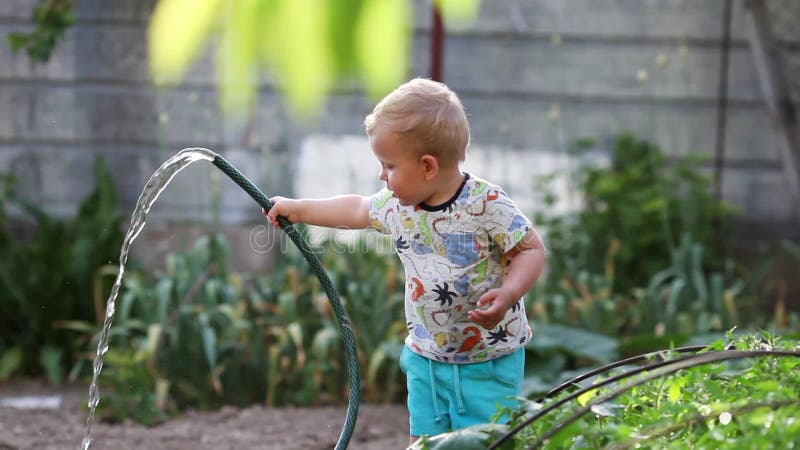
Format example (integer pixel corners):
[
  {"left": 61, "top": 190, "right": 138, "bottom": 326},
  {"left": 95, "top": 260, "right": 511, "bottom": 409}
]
[
  {"left": 428, "top": 359, "right": 443, "bottom": 423},
  {"left": 453, "top": 364, "right": 466, "bottom": 414}
]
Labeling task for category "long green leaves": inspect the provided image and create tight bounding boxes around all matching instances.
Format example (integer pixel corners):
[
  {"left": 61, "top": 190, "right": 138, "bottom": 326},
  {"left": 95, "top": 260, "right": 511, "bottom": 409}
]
[
  {"left": 0, "top": 159, "right": 123, "bottom": 383},
  {"left": 148, "top": 0, "right": 479, "bottom": 116},
  {"left": 72, "top": 234, "right": 406, "bottom": 423}
]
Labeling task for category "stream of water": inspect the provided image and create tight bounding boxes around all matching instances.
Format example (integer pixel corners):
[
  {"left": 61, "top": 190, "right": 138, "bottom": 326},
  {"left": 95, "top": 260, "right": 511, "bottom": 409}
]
[{"left": 81, "top": 148, "right": 218, "bottom": 450}]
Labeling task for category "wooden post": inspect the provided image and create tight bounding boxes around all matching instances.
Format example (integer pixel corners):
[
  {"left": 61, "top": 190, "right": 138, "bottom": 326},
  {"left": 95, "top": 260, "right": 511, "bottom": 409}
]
[
  {"left": 744, "top": 0, "right": 800, "bottom": 213},
  {"left": 430, "top": 4, "right": 444, "bottom": 82},
  {"left": 713, "top": 0, "right": 733, "bottom": 204}
]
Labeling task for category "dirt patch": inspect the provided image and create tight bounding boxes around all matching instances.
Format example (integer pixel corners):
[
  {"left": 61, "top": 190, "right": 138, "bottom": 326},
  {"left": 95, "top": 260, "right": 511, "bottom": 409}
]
[{"left": 0, "top": 380, "right": 410, "bottom": 449}]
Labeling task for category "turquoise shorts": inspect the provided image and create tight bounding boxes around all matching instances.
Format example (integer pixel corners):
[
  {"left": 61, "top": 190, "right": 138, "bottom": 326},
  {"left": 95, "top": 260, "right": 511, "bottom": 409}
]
[{"left": 399, "top": 345, "right": 525, "bottom": 437}]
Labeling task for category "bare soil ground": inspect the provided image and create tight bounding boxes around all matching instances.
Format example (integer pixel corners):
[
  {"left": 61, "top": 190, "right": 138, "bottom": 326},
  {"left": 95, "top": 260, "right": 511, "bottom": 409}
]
[{"left": 0, "top": 380, "right": 410, "bottom": 450}]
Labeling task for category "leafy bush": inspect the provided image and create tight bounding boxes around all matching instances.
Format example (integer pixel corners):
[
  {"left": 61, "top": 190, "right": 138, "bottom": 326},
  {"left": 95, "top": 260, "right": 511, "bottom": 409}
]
[
  {"left": 535, "top": 133, "right": 732, "bottom": 297},
  {"left": 81, "top": 234, "right": 262, "bottom": 418},
  {"left": 0, "top": 159, "right": 123, "bottom": 383},
  {"left": 246, "top": 235, "right": 407, "bottom": 406},
  {"left": 629, "top": 234, "right": 748, "bottom": 337},
  {"left": 79, "top": 233, "right": 406, "bottom": 424},
  {"left": 527, "top": 134, "right": 760, "bottom": 340},
  {"left": 6, "top": 0, "right": 75, "bottom": 63},
  {"left": 317, "top": 240, "right": 407, "bottom": 403},
  {"left": 414, "top": 332, "right": 800, "bottom": 449}
]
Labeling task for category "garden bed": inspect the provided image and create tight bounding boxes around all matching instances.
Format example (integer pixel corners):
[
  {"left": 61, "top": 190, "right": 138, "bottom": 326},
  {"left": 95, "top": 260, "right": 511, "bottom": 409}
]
[{"left": 0, "top": 380, "right": 409, "bottom": 450}]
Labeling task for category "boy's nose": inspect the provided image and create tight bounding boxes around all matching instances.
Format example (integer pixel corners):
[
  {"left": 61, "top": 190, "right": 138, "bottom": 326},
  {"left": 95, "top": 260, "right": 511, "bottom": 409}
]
[{"left": 378, "top": 168, "right": 387, "bottom": 181}]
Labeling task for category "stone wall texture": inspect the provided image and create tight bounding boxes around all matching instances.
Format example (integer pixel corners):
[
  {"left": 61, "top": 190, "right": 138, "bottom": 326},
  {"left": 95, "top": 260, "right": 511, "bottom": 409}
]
[{"left": 1, "top": 0, "right": 798, "bottom": 270}]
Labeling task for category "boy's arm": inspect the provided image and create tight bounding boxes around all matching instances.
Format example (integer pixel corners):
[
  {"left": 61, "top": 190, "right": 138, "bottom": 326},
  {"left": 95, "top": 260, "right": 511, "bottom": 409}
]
[
  {"left": 468, "top": 229, "right": 545, "bottom": 330},
  {"left": 265, "top": 195, "right": 371, "bottom": 229}
]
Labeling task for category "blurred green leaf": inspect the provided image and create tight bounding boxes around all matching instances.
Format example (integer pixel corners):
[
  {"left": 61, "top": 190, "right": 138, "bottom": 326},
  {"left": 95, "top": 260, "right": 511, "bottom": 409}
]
[
  {"left": 6, "top": 0, "right": 74, "bottom": 63},
  {"left": 0, "top": 347, "right": 23, "bottom": 381},
  {"left": 39, "top": 346, "right": 64, "bottom": 385},
  {"left": 781, "top": 239, "right": 800, "bottom": 261},
  {"left": 263, "top": 0, "right": 333, "bottom": 115},
  {"left": 528, "top": 322, "right": 618, "bottom": 363},
  {"left": 148, "top": 0, "right": 224, "bottom": 83},
  {"left": 355, "top": 0, "right": 410, "bottom": 98},
  {"left": 577, "top": 387, "right": 598, "bottom": 407},
  {"left": 217, "top": 0, "right": 261, "bottom": 115},
  {"left": 147, "top": 0, "right": 486, "bottom": 116},
  {"left": 198, "top": 313, "right": 217, "bottom": 371},
  {"left": 435, "top": 0, "right": 481, "bottom": 27},
  {"left": 408, "top": 423, "right": 511, "bottom": 450}
]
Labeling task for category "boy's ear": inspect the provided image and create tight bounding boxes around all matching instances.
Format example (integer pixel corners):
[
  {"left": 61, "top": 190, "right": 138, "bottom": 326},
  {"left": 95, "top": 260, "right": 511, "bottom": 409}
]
[{"left": 420, "top": 154, "right": 439, "bottom": 180}]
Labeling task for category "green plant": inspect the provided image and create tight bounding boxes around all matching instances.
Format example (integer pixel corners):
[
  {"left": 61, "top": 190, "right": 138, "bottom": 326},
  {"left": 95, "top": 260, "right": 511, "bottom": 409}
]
[
  {"left": 0, "top": 158, "right": 123, "bottom": 383},
  {"left": 81, "top": 233, "right": 406, "bottom": 424},
  {"left": 535, "top": 134, "right": 733, "bottom": 297},
  {"left": 320, "top": 240, "right": 406, "bottom": 403},
  {"left": 523, "top": 323, "right": 620, "bottom": 398},
  {"left": 526, "top": 234, "right": 624, "bottom": 336},
  {"left": 426, "top": 332, "right": 800, "bottom": 449},
  {"left": 97, "top": 348, "right": 167, "bottom": 426},
  {"left": 249, "top": 237, "right": 407, "bottom": 406},
  {"left": 115, "top": 234, "right": 253, "bottom": 411},
  {"left": 630, "top": 234, "right": 751, "bottom": 337},
  {"left": 527, "top": 134, "right": 757, "bottom": 341},
  {"left": 6, "top": 0, "right": 75, "bottom": 63}
]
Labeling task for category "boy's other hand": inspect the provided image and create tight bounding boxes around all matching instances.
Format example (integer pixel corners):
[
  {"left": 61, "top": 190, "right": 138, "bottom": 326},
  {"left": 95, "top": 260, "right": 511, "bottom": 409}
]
[
  {"left": 264, "top": 196, "right": 300, "bottom": 228},
  {"left": 468, "top": 288, "right": 515, "bottom": 330}
]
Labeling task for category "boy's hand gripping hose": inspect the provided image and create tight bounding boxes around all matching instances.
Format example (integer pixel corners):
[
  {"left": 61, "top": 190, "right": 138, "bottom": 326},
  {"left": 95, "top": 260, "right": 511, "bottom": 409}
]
[{"left": 213, "top": 155, "right": 360, "bottom": 450}]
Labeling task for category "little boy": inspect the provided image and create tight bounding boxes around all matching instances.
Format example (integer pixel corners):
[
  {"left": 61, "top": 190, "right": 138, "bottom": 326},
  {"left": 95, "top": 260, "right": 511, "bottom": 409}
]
[{"left": 265, "top": 78, "right": 545, "bottom": 443}]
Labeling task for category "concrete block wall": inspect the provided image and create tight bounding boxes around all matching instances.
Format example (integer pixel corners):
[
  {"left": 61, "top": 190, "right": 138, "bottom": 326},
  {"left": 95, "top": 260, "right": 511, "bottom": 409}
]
[
  {"left": 410, "top": 0, "right": 799, "bottom": 231},
  {"left": 1, "top": 0, "right": 798, "bottom": 272}
]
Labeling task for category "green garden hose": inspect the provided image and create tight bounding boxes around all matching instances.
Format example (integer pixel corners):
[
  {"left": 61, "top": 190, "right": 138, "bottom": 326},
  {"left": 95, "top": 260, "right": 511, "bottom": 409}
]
[{"left": 213, "top": 155, "right": 361, "bottom": 450}]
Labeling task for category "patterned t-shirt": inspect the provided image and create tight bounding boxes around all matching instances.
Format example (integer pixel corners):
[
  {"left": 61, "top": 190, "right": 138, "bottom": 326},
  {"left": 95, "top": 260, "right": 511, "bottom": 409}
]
[{"left": 369, "top": 173, "right": 534, "bottom": 363}]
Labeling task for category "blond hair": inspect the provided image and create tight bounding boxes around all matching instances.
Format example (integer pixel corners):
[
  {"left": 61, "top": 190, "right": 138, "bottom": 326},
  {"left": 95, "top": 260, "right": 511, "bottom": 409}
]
[{"left": 364, "top": 78, "right": 470, "bottom": 167}]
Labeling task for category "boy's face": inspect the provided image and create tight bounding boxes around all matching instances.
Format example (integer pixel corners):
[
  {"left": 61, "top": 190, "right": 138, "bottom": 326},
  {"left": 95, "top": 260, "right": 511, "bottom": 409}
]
[{"left": 369, "top": 127, "right": 429, "bottom": 206}]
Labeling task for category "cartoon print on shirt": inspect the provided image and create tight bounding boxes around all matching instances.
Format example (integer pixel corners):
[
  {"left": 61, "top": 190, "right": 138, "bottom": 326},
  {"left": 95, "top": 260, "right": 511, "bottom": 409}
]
[
  {"left": 409, "top": 277, "right": 424, "bottom": 301},
  {"left": 410, "top": 234, "right": 433, "bottom": 255},
  {"left": 454, "top": 274, "right": 470, "bottom": 296},
  {"left": 418, "top": 213, "right": 433, "bottom": 245},
  {"left": 487, "top": 327, "right": 509, "bottom": 345},
  {"left": 440, "top": 233, "right": 479, "bottom": 266},
  {"left": 432, "top": 282, "right": 456, "bottom": 306},
  {"left": 369, "top": 175, "right": 533, "bottom": 363},
  {"left": 472, "top": 259, "right": 488, "bottom": 285},
  {"left": 458, "top": 326, "right": 482, "bottom": 353},
  {"left": 503, "top": 316, "right": 520, "bottom": 338},
  {"left": 395, "top": 236, "right": 409, "bottom": 252},
  {"left": 411, "top": 322, "right": 433, "bottom": 340},
  {"left": 471, "top": 181, "right": 487, "bottom": 196}
]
